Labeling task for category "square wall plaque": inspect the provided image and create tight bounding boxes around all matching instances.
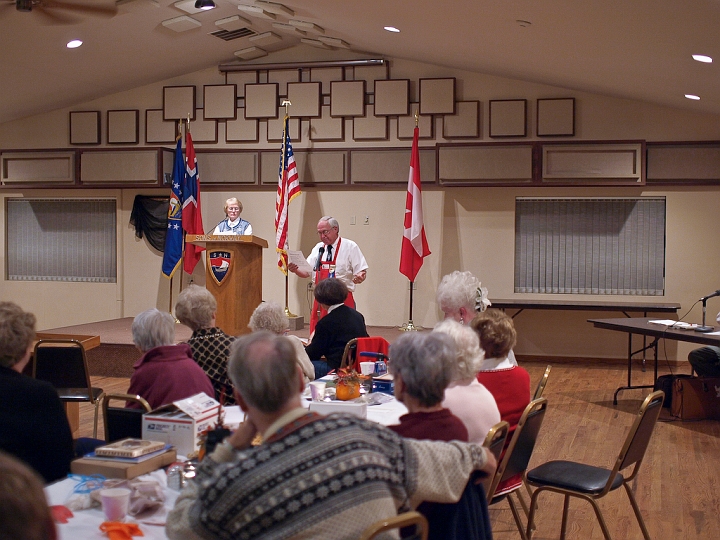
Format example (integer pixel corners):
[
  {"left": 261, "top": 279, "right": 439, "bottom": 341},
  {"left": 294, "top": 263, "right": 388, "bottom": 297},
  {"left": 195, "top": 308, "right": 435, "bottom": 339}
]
[
  {"left": 419, "top": 78, "right": 455, "bottom": 115},
  {"left": 69, "top": 111, "right": 100, "bottom": 145},
  {"left": 489, "top": 99, "right": 527, "bottom": 138},
  {"left": 374, "top": 79, "right": 409, "bottom": 116},
  {"left": 537, "top": 97, "right": 575, "bottom": 137},
  {"left": 245, "top": 83, "right": 279, "bottom": 119},
  {"left": 107, "top": 110, "right": 139, "bottom": 144},
  {"left": 204, "top": 85, "right": 237, "bottom": 120},
  {"left": 330, "top": 81, "right": 365, "bottom": 117},
  {"left": 163, "top": 86, "right": 196, "bottom": 121}
]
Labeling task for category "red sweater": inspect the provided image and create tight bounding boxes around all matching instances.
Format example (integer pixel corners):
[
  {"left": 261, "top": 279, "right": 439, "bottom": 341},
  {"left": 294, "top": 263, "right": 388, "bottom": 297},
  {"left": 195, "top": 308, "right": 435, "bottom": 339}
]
[{"left": 388, "top": 408, "right": 468, "bottom": 442}]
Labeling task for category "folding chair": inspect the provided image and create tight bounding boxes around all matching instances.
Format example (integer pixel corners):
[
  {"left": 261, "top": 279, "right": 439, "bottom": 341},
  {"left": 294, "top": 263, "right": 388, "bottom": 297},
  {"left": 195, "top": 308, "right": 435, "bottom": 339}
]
[
  {"left": 359, "top": 511, "right": 428, "bottom": 540},
  {"left": 340, "top": 336, "right": 389, "bottom": 371},
  {"left": 486, "top": 397, "right": 549, "bottom": 540},
  {"left": 533, "top": 365, "right": 552, "bottom": 400},
  {"left": 33, "top": 339, "right": 104, "bottom": 438},
  {"left": 525, "top": 390, "right": 664, "bottom": 540},
  {"left": 102, "top": 393, "right": 151, "bottom": 443}
]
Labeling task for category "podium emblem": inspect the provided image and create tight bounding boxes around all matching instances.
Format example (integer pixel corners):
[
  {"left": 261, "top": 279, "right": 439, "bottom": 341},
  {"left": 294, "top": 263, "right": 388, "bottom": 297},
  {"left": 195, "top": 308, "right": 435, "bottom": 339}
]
[{"left": 208, "top": 250, "right": 233, "bottom": 286}]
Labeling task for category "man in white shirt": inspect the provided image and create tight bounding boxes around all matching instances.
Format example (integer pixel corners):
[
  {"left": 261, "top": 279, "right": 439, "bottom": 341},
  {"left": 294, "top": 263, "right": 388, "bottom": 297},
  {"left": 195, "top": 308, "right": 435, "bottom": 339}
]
[{"left": 288, "top": 216, "right": 368, "bottom": 332}]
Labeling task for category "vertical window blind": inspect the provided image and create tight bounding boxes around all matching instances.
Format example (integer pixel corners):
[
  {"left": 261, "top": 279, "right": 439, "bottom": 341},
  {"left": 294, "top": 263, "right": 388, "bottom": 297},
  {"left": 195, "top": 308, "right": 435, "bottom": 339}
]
[
  {"left": 514, "top": 197, "right": 666, "bottom": 295},
  {"left": 7, "top": 198, "right": 117, "bottom": 283}
]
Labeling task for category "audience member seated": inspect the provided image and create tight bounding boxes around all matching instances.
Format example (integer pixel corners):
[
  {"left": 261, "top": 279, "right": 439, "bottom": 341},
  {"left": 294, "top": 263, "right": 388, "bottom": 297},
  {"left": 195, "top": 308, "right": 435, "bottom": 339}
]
[
  {"left": 175, "top": 285, "right": 236, "bottom": 405},
  {"left": 0, "top": 301, "right": 74, "bottom": 483},
  {"left": 472, "top": 310, "right": 531, "bottom": 495},
  {"left": 127, "top": 308, "right": 215, "bottom": 410},
  {"left": 388, "top": 331, "right": 492, "bottom": 540},
  {"left": 248, "top": 301, "right": 315, "bottom": 384},
  {"left": 0, "top": 450, "right": 57, "bottom": 540},
  {"left": 305, "top": 278, "right": 369, "bottom": 378},
  {"left": 434, "top": 319, "right": 501, "bottom": 444},
  {"left": 166, "top": 331, "right": 496, "bottom": 540},
  {"left": 436, "top": 270, "right": 517, "bottom": 365}
]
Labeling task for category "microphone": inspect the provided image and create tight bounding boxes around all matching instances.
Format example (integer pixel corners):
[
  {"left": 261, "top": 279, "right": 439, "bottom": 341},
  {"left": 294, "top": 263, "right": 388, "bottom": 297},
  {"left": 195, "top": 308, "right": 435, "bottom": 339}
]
[
  {"left": 314, "top": 246, "right": 325, "bottom": 271},
  {"left": 701, "top": 290, "right": 720, "bottom": 302}
]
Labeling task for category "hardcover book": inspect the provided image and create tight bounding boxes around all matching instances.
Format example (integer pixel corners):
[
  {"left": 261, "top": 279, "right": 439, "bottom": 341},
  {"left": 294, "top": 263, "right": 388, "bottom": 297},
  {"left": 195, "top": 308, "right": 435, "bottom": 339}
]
[{"left": 94, "top": 438, "right": 166, "bottom": 458}]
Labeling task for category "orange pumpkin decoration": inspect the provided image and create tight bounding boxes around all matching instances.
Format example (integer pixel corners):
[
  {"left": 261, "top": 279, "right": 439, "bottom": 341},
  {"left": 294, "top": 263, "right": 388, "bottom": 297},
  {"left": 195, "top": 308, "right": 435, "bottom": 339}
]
[{"left": 336, "top": 381, "right": 361, "bottom": 401}]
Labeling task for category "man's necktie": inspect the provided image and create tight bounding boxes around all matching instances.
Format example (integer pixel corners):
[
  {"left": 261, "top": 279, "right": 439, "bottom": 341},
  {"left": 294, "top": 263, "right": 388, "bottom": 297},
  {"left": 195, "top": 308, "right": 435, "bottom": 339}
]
[{"left": 326, "top": 244, "right": 333, "bottom": 261}]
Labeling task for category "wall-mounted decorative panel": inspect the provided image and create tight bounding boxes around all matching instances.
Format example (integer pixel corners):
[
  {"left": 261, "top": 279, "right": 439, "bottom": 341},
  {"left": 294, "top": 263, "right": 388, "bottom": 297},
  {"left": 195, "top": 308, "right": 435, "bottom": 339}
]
[
  {"left": 226, "top": 109, "right": 258, "bottom": 142},
  {"left": 353, "top": 105, "right": 387, "bottom": 141},
  {"left": 438, "top": 145, "right": 533, "bottom": 184},
  {"left": 196, "top": 152, "right": 257, "bottom": 184},
  {"left": 190, "top": 109, "right": 218, "bottom": 144},
  {"left": 268, "top": 114, "right": 300, "bottom": 142},
  {"left": 310, "top": 67, "right": 343, "bottom": 94},
  {"left": 203, "top": 85, "right": 237, "bottom": 120},
  {"left": 260, "top": 150, "right": 346, "bottom": 184},
  {"left": 489, "top": 99, "right": 527, "bottom": 138},
  {"left": 374, "top": 79, "right": 409, "bottom": 116},
  {"left": 163, "top": 86, "right": 196, "bottom": 121},
  {"left": 107, "top": 110, "right": 139, "bottom": 144},
  {"left": 146, "top": 109, "right": 177, "bottom": 144},
  {"left": 442, "top": 101, "right": 480, "bottom": 139},
  {"left": 245, "top": 83, "right": 279, "bottom": 119},
  {"left": 419, "top": 78, "right": 455, "bottom": 115},
  {"left": 397, "top": 110, "right": 433, "bottom": 139},
  {"left": 1, "top": 151, "right": 76, "bottom": 184},
  {"left": 287, "top": 82, "right": 321, "bottom": 118},
  {"left": 226, "top": 71, "right": 258, "bottom": 96},
  {"left": 542, "top": 143, "right": 643, "bottom": 184},
  {"left": 350, "top": 148, "right": 436, "bottom": 184},
  {"left": 646, "top": 143, "right": 720, "bottom": 183},
  {"left": 330, "top": 81, "right": 365, "bottom": 117},
  {"left": 537, "top": 98, "right": 575, "bottom": 137},
  {"left": 310, "top": 105, "right": 344, "bottom": 141},
  {"left": 80, "top": 150, "right": 159, "bottom": 184},
  {"left": 69, "top": 111, "right": 101, "bottom": 145},
  {"left": 353, "top": 64, "right": 389, "bottom": 85},
  {"left": 268, "top": 69, "right": 299, "bottom": 95}
]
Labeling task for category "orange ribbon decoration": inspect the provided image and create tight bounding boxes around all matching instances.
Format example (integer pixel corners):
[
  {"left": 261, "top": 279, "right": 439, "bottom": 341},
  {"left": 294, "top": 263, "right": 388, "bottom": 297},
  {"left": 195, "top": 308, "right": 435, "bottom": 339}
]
[{"left": 99, "top": 522, "right": 144, "bottom": 540}]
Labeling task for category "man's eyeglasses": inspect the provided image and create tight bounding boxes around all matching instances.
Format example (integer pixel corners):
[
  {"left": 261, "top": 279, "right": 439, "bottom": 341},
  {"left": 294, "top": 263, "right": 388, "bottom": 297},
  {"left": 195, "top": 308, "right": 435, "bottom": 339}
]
[{"left": 317, "top": 229, "right": 332, "bottom": 236}]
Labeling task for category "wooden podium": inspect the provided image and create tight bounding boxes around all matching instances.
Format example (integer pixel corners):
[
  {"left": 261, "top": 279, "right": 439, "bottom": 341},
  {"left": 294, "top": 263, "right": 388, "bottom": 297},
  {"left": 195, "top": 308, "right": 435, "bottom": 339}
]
[{"left": 186, "top": 235, "right": 268, "bottom": 336}]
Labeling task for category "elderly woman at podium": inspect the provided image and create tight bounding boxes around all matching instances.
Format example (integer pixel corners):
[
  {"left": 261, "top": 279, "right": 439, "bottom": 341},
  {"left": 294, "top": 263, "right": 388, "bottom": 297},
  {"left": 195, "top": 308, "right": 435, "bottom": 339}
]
[
  {"left": 212, "top": 197, "right": 252, "bottom": 236},
  {"left": 175, "top": 285, "right": 236, "bottom": 405}
]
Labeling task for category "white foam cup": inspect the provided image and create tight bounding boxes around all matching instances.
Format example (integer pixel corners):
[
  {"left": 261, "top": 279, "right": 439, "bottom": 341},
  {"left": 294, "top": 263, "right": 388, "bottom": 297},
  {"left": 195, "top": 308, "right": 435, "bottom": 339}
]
[
  {"left": 359, "top": 361, "right": 375, "bottom": 376},
  {"left": 309, "top": 381, "right": 326, "bottom": 401},
  {"left": 100, "top": 487, "right": 131, "bottom": 522}
]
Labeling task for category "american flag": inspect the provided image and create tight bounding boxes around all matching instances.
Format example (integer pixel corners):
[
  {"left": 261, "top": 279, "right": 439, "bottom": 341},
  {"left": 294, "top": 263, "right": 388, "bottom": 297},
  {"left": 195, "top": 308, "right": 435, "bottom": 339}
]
[
  {"left": 182, "top": 132, "right": 205, "bottom": 274},
  {"left": 275, "top": 116, "right": 302, "bottom": 273}
]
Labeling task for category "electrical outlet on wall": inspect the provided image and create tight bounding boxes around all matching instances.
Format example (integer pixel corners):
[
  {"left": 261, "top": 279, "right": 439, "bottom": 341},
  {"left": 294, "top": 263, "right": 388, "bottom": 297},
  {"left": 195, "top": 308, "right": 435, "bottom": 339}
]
[{"left": 350, "top": 216, "right": 356, "bottom": 225}]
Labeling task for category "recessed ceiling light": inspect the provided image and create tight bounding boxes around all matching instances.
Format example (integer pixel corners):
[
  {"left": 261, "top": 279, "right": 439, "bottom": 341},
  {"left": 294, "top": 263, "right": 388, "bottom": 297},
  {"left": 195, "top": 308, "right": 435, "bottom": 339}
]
[
  {"left": 692, "top": 54, "right": 712, "bottom": 63},
  {"left": 384, "top": 26, "right": 400, "bottom": 33},
  {"left": 685, "top": 94, "right": 700, "bottom": 100},
  {"left": 66, "top": 39, "right": 83, "bottom": 48}
]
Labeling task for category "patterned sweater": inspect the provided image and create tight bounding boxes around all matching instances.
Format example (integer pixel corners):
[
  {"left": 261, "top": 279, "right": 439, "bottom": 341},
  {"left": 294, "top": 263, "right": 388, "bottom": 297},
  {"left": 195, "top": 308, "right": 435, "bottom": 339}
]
[
  {"left": 166, "top": 412, "right": 489, "bottom": 540},
  {"left": 187, "top": 327, "right": 235, "bottom": 405}
]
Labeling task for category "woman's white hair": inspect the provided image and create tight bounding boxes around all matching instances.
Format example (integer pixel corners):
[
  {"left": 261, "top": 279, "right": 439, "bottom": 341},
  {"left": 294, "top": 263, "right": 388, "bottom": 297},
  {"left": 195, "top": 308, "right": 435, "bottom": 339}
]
[
  {"left": 131, "top": 309, "right": 176, "bottom": 352},
  {"left": 248, "top": 301, "right": 289, "bottom": 335},
  {"left": 436, "top": 271, "right": 480, "bottom": 315},
  {"left": 432, "top": 318, "right": 484, "bottom": 380}
]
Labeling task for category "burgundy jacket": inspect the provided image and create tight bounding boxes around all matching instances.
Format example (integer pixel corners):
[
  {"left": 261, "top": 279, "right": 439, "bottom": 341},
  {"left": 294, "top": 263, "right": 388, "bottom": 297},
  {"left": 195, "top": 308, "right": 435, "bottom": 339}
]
[{"left": 127, "top": 343, "right": 215, "bottom": 410}]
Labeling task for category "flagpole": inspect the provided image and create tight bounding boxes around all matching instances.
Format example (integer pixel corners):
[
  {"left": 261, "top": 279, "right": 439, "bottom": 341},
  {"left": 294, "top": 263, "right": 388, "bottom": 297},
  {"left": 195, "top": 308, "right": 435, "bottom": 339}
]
[
  {"left": 179, "top": 116, "right": 192, "bottom": 293},
  {"left": 400, "top": 111, "right": 423, "bottom": 332},
  {"left": 280, "top": 99, "right": 298, "bottom": 318},
  {"left": 170, "top": 120, "right": 183, "bottom": 321}
]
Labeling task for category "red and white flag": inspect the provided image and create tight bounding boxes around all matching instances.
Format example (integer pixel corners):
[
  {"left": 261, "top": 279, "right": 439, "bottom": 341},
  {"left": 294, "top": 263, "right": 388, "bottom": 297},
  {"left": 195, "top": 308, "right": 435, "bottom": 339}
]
[
  {"left": 275, "top": 116, "right": 302, "bottom": 273},
  {"left": 400, "top": 126, "right": 431, "bottom": 281},
  {"left": 182, "top": 132, "right": 204, "bottom": 274}
]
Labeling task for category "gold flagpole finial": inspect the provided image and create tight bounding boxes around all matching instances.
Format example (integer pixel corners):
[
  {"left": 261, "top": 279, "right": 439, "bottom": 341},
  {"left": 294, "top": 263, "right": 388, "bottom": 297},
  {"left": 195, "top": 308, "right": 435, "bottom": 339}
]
[
  {"left": 414, "top": 110, "right": 419, "bottom": 127},
  {"left": 186, "top": 114, "right": 191, "bottom": 133},
  {"left": 281, "top": 99, "right": 291, "bottom": 118}
]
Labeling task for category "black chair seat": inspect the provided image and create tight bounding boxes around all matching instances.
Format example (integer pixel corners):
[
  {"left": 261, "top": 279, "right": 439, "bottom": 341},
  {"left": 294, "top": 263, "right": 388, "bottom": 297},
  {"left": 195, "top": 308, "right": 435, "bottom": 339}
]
[
  {"left": 56, "top": 387, "right": 104, "bottom": 401},
  {"left": 527, "top": 460, "right": 624, "bottom": 495}
]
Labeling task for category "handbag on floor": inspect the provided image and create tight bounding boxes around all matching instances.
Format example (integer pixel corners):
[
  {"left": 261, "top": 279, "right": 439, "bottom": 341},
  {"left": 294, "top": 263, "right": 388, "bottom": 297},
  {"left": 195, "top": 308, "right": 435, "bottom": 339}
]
[
  {"left": 654, "top": 374, "right": 694, "bottom": 408},
  {"left": 671, "top": 376, "right": 720, "bottom": 420}
]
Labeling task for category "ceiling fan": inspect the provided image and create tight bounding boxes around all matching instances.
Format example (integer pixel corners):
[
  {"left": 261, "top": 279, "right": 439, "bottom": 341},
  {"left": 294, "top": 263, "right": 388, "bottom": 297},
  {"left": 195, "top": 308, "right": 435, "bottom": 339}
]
[{"left": 4, "top": 0, "right": 117, "bottom": 24}]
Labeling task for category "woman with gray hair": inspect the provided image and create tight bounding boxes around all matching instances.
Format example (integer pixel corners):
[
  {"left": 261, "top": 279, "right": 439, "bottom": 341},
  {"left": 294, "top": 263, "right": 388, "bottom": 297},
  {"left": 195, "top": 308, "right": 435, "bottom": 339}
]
[
  {"left": 127, "top": 308, "right": 214, "bottom": 410},
  {"left": 387, "top": 332, "right": 467, "bottom": 441},
  {"left": 434, "top": 319, "right": 500, "bottom": 444},
  {"left": 176, "top": 284, "right": 236, "bottom": 404},
  {"left": 248, "top": 301, "right": 315, "bottom": 383}
]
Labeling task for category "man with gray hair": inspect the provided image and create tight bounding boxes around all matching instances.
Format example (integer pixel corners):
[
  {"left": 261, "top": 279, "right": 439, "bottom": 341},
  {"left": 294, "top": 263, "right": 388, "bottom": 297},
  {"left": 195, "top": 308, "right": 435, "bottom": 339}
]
[
  {"left": 287, "top": 215, "right": 368, "bottom": 333},
  {"left": 167, "top": 331, "right": 496, "bottom": 540},
  {"left": 127, "top": 308, "right": 214, "bottom": 409}
]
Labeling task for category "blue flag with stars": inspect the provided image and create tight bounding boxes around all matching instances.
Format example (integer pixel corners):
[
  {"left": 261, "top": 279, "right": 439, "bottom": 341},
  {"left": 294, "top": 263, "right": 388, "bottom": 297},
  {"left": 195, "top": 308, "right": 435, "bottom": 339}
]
[{"left": 162, "top": 138, "right": 184, "bottom": 278}]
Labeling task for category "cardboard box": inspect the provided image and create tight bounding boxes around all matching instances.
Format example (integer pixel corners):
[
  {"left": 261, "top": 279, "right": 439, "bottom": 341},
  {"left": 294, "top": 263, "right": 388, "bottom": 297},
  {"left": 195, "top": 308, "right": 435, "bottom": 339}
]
[
  {"left": 71, "top": 449, "right": 177, "bottom": 479},
  {"left": 142, "top": 393, "right": 221, "bottom": 456},
  {"left": 372, "top": 373, "right": 394, "bottom": 394},
  {"left": 309, "top": 400, "right": 367, "bottom": 419}
]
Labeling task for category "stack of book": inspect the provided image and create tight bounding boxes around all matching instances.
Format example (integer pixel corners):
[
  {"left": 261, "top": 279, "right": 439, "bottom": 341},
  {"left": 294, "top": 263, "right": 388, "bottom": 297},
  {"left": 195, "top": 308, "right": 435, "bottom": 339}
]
[{"left": 71, "top": 438, "right": 177, "bottom": 479}]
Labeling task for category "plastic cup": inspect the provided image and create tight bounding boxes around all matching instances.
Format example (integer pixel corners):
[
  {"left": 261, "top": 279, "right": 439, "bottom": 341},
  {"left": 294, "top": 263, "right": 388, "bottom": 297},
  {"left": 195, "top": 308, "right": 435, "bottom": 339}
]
[
  {"left": 359, "top": 361, "right": 375, "bottom": 376},
  {"left": 309, "top": 381, "right": 326, "bottom": 401},
  {"left": 100, "top": 487, "right": 131, "bottom": 522}
]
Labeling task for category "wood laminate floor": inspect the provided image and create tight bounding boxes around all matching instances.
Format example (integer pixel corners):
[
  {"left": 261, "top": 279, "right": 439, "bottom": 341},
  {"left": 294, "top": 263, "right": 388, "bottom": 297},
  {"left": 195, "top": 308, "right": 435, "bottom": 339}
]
[{"left": 78, "top": 361, "right": 720, "bottom": 539}]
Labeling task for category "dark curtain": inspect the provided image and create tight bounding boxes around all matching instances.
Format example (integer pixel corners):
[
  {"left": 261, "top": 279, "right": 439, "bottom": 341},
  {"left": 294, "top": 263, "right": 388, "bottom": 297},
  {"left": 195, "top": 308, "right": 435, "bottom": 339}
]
[{"left": 130, "top": 195, "right": 169, "bottom": 252}]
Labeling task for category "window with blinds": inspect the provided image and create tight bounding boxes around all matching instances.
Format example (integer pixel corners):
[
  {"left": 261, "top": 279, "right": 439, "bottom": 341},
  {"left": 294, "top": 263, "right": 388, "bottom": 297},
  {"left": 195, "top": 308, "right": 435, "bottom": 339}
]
[
  {"left": 514, "top": 197, "right": 666, "bottom": 295},
  {"left": 7, "top": 198, "right": 117, "bottom": 283}
]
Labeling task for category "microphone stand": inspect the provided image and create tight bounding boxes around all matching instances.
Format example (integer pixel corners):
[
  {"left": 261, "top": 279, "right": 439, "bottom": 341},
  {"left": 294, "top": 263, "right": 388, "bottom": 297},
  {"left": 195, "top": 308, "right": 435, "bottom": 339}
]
[{"left": 696, "top": 298, "right": 715, "bottom": 332}]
